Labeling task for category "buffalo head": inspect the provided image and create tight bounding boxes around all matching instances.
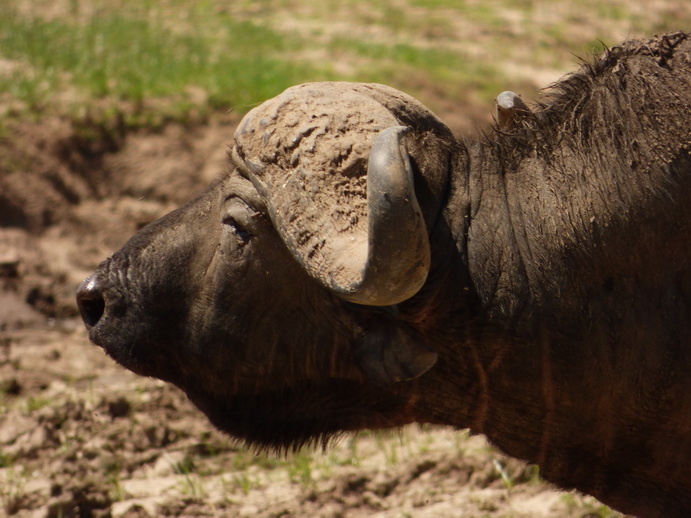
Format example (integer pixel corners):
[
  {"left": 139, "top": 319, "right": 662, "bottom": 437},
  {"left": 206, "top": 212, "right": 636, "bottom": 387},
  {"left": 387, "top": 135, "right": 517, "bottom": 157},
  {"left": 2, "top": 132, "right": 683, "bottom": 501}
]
[{"left": 76, "top": 82, "right": 464, "bottom": 449}]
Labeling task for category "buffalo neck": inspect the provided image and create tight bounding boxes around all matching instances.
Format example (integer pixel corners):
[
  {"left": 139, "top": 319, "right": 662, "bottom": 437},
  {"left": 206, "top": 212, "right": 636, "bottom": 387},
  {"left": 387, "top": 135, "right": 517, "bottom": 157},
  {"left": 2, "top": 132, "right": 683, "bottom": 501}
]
[{"left": 405, "top": 118, "right": 691, "bottom": 515}]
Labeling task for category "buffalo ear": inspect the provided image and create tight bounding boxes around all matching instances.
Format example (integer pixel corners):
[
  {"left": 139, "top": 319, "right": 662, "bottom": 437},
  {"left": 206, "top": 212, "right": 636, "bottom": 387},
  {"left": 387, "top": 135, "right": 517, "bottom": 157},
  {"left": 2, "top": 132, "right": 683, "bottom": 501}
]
[{"left": 354, "top": 319, "right": 438, "bottom": 384}]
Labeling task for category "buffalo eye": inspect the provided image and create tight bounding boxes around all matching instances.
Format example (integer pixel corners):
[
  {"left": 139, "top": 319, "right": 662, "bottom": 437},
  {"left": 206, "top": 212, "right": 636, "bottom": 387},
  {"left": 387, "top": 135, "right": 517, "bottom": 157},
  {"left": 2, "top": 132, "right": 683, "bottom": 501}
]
[
  {"left": 222, "top": 198, "right": 258, "bottom": 244},
  {"left": 223, "top": 215, "right": 252, "bottom": 243}
]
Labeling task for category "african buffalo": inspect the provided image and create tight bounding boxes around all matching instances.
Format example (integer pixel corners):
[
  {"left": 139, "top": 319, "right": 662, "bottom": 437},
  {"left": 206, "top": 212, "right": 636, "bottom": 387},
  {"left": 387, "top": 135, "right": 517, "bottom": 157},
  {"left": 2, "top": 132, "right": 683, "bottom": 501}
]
[{"left": 77, "top": 32, "right": 691, "bottom": 517}]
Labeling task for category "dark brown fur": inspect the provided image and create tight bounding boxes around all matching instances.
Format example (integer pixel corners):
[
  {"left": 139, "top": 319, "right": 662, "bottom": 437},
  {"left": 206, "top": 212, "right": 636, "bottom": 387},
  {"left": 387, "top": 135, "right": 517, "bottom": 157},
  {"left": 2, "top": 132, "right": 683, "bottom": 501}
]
[{"left": 78, "top": 33, "right": 691, "bottom": 517}]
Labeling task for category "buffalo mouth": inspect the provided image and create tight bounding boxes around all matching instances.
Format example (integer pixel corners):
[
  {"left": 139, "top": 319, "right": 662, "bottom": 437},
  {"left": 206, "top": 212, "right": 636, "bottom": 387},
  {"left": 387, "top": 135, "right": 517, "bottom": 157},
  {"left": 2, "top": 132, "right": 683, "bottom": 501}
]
[{"left": 87, "top": 326, "right": 155, "bottom": 378}]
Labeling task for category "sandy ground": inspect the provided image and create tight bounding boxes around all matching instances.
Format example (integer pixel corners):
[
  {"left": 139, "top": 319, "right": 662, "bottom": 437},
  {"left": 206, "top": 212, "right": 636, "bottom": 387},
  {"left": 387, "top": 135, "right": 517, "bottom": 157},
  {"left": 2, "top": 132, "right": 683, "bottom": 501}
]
[{"left": 7, "top": 0, "right": 691, "bottom": 514}]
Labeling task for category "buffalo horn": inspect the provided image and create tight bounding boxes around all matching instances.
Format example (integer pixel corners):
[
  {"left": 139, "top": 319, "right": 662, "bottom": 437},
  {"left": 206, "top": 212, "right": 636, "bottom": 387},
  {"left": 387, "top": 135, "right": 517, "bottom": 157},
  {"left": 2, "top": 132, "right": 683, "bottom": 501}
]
[
  {"left": 332, "top": 126, "right": 431, "bottom": 306},
  {"left": 233, "top": 93, "right": 431, "bottom": 307}
]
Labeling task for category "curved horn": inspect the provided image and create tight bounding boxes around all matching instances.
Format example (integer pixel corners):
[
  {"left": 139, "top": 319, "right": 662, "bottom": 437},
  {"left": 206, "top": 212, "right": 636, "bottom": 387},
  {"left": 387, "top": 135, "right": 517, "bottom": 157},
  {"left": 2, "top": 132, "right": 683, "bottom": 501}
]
[
  {"left": 231, "top": 84, "right": 434, "bottom": 307},
  {"left": 332, "top": 126, "right": 430, "bottom": 305}
]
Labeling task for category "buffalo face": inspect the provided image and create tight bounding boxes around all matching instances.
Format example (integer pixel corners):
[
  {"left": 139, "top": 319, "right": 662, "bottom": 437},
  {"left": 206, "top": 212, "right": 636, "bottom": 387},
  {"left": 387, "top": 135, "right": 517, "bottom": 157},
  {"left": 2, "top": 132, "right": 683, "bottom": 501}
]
[
  {"left": 78, "top": 172, "right": 404, "bottom": 447},
  {"left": 77, "top": 83, "right": 456, "bottom": 449}
]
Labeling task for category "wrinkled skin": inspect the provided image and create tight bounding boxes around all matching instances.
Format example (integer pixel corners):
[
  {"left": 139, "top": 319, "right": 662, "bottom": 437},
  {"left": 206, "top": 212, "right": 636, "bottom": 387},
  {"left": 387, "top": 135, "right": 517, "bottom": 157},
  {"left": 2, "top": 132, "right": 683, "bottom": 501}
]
[{"left": 78, "top": 33, "right": 691, "bottom": 517}]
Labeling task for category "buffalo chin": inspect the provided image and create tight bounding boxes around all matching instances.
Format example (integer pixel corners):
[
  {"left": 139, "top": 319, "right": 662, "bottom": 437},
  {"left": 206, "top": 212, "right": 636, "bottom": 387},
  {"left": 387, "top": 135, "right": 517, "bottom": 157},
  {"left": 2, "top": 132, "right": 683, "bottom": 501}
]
[
  {"left": 89, "top": 326, "right": 188, "bottom": 387},
  {"left": 184, "top": 379, "right": 415, "bottom": 451}
]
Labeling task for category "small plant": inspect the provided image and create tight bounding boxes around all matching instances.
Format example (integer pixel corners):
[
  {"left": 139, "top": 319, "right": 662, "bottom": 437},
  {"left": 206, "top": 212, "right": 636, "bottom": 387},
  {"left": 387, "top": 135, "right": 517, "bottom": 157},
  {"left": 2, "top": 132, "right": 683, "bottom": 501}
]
[
  {"left": 0, "top": 329, "right": 11, "bottom": 365},
  {"left": 174, "top": 457, "right": 208, "bottom": 500},
  {"left": 347, "top": 436, "right": 361, "bottom": 467},
  {"left": 25, "top": 396, "right": 49, "bottom": 412},
  {"left": 492, "top": 458, "right": 514, "bottom": 493},
  {"left": 105, "top": 465, "right": 125, "bottom": 502},
  {"left": 230, "top": 471, "right": 254, "bottom": 496},
  {"left": 561, "top": 492, "right": 622, "bottom": 517},
  {"left": 0, "top": 464, "right": 28, "bottom": 515},
  {"left": 374, "top": 431, "right": 400, "bottom": 467},
  {"left": 523, "top": 463, "right": 541, "bottom": 485},
  {"left": 286, "top": 448, "right": 314, "bottom": 488},
  {"left": 0, "top": 453, "right": 13, "bottom": 468}
]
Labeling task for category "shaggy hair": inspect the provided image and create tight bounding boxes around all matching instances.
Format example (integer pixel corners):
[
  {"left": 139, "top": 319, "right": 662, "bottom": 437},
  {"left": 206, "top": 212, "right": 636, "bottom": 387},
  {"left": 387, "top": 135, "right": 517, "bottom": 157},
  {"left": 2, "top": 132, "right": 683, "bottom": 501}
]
[{"left": 495, "top": 31, "right": 690, "bottom": 171}]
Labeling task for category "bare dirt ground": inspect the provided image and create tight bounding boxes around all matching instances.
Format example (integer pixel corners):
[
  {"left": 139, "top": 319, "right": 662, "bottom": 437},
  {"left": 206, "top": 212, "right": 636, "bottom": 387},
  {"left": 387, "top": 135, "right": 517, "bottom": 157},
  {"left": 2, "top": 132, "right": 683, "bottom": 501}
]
[
  {"left": 0, "top": 92, "right": 635, "bottom": 517},
  {"left": 5, "top": 0, "right": 691, "bottom": 513}
]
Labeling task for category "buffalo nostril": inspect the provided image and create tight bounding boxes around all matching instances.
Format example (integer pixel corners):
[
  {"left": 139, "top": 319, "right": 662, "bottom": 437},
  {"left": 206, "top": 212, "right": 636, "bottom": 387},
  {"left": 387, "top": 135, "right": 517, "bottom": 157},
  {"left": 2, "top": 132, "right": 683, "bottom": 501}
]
[{"left": 76, "top": 275, "right": 106, "bottom": 329}]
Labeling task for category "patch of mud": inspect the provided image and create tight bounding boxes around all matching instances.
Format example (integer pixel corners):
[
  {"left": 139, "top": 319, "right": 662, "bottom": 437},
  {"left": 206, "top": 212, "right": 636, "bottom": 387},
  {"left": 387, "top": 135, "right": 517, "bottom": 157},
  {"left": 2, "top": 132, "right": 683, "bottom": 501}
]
[{"left": 0, "top": 116, "right": 234, "bottom": 321}]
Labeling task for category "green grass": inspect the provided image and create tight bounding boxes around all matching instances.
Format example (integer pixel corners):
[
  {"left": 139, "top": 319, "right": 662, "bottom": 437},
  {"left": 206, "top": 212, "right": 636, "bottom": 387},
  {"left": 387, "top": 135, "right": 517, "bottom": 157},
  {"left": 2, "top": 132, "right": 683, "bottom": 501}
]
[
  {"left": 561, "top": 492, "right": 623, "bottom": 517},
  {"left": 330, "top": 37, "right": 505, "bottom": 101},
  {"left": 0, "top": 462, "right": 28, "bottom": 516},
  {"left": 0, "top": 0, "right": 323, "bottom": 124},
  {"left": 25, "top": 395, "right": 50, "bottom": 412},
  {"left": 0, "top": 0, "right": 688, "bottom": 133}
]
